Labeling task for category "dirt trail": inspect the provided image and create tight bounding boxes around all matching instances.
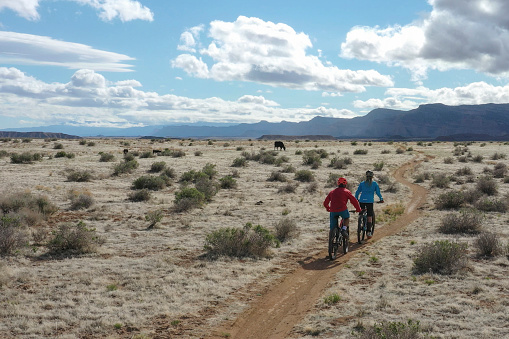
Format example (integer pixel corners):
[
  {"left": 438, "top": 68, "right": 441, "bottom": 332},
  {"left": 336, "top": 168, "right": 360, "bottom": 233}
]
[{"left": 207, "top": 156, "right": 428, "bottom": 339}]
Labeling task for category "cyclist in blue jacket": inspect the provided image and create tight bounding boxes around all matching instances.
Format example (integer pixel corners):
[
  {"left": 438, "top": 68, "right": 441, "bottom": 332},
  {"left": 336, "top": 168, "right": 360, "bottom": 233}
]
[{"left": 355, "top": 170, "right": 384, "bottom": 239}]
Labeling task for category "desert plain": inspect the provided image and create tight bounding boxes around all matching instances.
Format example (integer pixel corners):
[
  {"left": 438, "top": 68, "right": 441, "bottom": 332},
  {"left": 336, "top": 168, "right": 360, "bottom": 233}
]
[{"left": 0, "top": 137, "right": 508, "bottom": 338}]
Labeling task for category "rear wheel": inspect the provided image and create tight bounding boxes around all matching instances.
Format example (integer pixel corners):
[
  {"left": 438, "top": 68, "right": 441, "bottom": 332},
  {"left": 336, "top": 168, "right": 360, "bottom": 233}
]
[
  {"left": 342, "top": 229, "right": 349, "bottom": 254},
  {"left": 328, "top": 228, "right": 339, "bottom": 260},
  {"left": 371, "top": 211, "right": 376, "bottom": 235}
]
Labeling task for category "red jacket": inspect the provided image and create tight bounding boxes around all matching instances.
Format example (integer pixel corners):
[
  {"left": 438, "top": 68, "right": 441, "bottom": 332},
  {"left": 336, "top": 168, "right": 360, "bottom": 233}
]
[{"left": 323, "top": 187, "right": 362, "bottom": 213}]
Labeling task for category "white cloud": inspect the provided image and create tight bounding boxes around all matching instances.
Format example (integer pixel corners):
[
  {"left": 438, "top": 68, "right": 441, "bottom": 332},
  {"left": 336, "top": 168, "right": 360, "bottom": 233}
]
[
  {"left": 172, "top": 16, "right": 393, "bottom": 92},
  {"left": 0, "top": 67, "right": 357, "bottom": 127},
  {"left": 177, "top": 25, "right": 204, "bottom": 52},
  {"left": 0, "top": 0, "right": 153, "bottom": 22},
  {"left": 0, "top": 0, "right": 39, "bottom": 20},
  {"left": 0, "top": 31, "right": 135, "bottom": 72},
  {"left": 354, "top": 81, "right": 509, "bottom": 110},
  {"left": 341, "top": 0, "right": 509, "bottom": 79}
]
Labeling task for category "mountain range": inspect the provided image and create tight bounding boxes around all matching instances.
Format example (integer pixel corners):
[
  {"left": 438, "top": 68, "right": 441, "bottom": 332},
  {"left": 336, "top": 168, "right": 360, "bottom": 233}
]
[{"left": 3, "top": 103, "right": 509, "bottom": 140}]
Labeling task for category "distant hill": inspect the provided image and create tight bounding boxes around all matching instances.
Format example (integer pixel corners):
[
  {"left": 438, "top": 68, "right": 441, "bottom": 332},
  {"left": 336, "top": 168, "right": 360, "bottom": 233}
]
[
  {"left": 0, "top": 131, "right": 81, "bottom": 139},
  {"left": 4, "top": 103, "right": 509, "bottom": 139},
  {"left": 258, "top": 135, "right": 336, "bottom": 140}
]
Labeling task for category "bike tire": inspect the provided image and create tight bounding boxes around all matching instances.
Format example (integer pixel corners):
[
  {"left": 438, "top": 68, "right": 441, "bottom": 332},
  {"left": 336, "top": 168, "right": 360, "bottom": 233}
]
[
  {"left": 342, "top": 229, "right": 349, "bottom": 254},
  {"left": 371, "top": 211, "right": 376, "bottom": 235},
  {"left": 328, "top": 227, "right": 339, "bottom": 260},
  {"left": 357, "top": 214, "right": 366, "bottom": 244}
]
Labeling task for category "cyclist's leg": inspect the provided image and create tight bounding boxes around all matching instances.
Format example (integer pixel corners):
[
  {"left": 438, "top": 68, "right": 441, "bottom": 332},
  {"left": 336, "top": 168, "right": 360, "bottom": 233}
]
[{"left": 365, "top": 203, "right": 374, "bottom": 237}]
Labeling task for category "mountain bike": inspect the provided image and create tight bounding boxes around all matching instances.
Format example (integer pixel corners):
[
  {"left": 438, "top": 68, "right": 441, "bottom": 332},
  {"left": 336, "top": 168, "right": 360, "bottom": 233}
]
[
  {"left": 357, "top": 209, "right": 368, "bottom": 244},
  {"left": 328, "top": 215, "right": 349, "bottom": 260}
]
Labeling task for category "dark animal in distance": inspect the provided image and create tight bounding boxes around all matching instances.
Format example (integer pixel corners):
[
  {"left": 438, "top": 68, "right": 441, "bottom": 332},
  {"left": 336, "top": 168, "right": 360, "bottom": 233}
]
[
  {"left": 153, "top": 149, "right": 162, "bottom": 155},
  {"left": 274, "top": 141, "right": 286, "bottom": 151},
  {"left": 123, "top": 149, "right": 128, "bottom": 154}
]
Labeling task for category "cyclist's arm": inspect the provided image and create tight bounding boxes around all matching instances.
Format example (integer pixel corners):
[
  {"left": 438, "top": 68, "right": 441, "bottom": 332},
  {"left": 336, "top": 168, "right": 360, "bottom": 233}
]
[
  {"left": 375, "top": 182, "right": 383, "bottom": 201},
  {"left": 348, "top": 192, "right": 362, "bottom": 213},
  {"left": 354, "top": 183, "right": 362, "bottom": 200}
]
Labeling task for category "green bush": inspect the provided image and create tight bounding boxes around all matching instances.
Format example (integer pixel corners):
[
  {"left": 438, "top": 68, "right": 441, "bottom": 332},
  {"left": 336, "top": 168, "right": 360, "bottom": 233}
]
[
  {"left": 278, "top": 183, "right": 298, "bottom": 194},
  {"left": 353, "top": 149, "right": 368, "bottom": 155},
  {"left": 99, "top": 153, "right": 115, "bottom": 162},
  {"left": 69, "top": 194, "right": 94, "bottom": 210},
  {"left": 267, "top": 171, "right": 287, "bottom": 182},
  {"left": 204, "top": 223, "right": 279, "bottom": 258},
  {"left": 195, "top": 177, "right": 219, "bottom": 201},
  {"left": 439, "top": 210, "right": 483, "bottom": 234},
  {"left": 0, "top": 150, "right": 9, "bottom": 158},
  {"left": 328, "top": 157, "right": 352, "bottom": 169},
  {"left": 128, "top": 189, "right": 151, "bottom": 202},
  {"left": 302, "top": 150, "right": 322, "bottom": 167},
  {"left": 455, "top": 167, "right": 473, "bottom": 176},
  {"left": 149, "top": 161, "right": 166, "bottom": 173},
  {"left": 53, "top": 143, "right": 64, "bottom": 149},
  {"left": 220, "top": 175, "right": 237, "bottom": 189},
  {"left": 474, "top": 197, "right": 507, "bottom": 212},
  {"left": 173, "top": 187, "right": 205, "bottom": 212},
  {"left": 475, "top": 232, "right": 502, "bottom": 257},
  {"left": 112, "top": 159, "right": 139, "bottom": 176},
  {"left": 476, "top": 175, "right": 498, "bottom": 196},
  {"left": 145, "top": 209, "right": 163, "bottom": 229},
  {"left": 434, "top": 190, "right": 465, "bottom": 210},
  {"left": 431, "top": 173, "right": 450, "bottom": 188},
  {"left": 373, "top": 161, "right": 384, "bottom": 171},
  {"left": 294, "top": 169, "right": 315, "bottom": 182},
  {"left": 161, "top": 167, "right": 176, "bottom": 179},
  {"left": 10, "top": 152, "right": 42, "bottom": 164},
  {"left": 48, "top": 221, "right": 103, "bottom": 254},
  {"left": 0, "top": 192, "right": 57, "bottom": 218},
  {"left": 66, "top": 169, "right": 93, "bottom": 182},
  {"left": 413, "top": 240, "right": 468, "bottom": 275},
  {"left": 232, "top": 157, "right": 247, "bottom": 167},
  {"left": 274, "top": 218, "right": 298, "bottom": 242},
  {"left": 55, "top": 151, "right": 67, "bottom": 158},
  {"left": 202, "top": 163, "right": 218, "bottom": 179},
  {"left": 132, "top": 175, "right": 166, "bottom": 191}
]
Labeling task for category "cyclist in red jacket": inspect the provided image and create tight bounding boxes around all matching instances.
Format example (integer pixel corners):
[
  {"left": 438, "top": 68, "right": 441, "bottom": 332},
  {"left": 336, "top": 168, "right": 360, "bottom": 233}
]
[{"left": 323, "top": 177, "right": 362, "bottom": 237}]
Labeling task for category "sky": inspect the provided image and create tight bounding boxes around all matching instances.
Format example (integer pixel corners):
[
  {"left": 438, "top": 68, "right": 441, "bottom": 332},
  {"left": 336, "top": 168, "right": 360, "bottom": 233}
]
[{"left": 1, "top": 0, "right": 509, "bottom": 129}]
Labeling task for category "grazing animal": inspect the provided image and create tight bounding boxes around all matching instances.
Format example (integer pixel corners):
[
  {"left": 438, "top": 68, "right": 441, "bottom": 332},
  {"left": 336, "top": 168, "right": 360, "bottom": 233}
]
[
  {"left": 123, "top": 149, "right": 128, "bottom": 154},
  {"left": 274, "top": 141, "right": 286, "bottom": 151},
  {"left": 153, "top": 149, "right": 162, "bottom": 155}
]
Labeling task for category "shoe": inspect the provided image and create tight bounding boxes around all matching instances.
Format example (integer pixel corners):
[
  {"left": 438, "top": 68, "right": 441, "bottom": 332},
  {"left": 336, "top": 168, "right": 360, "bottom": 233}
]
[{"left": 367, "top": 232, "right": 372, "bottom": 239}]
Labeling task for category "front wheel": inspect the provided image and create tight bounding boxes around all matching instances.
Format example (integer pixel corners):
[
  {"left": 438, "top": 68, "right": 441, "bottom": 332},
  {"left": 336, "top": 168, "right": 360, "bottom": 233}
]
[
  {"left": 328, "top": 228, "right": 339, "bottom": 260},
  {"left": 357, "top": 216, "right": 366, "bottom": 244}
]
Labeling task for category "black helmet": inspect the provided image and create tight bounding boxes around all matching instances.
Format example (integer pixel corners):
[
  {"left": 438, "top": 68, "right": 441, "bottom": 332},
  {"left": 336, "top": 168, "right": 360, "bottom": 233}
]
[{"left": 366, "top": 170, "right": 374, "bottom": 178}]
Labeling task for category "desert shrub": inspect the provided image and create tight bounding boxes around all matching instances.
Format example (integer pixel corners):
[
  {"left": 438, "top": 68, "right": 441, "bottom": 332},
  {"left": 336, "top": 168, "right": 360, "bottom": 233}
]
[
  {"left": 112, "top": 159, "right": 139, "bottom": 175},
  {"left": 149, "top": 161, "right": 166, "bottom": 173},
  {"left": 202, "top": 163, "right": 218, "bottom": 179},
  {"left": 195, "top": 177, "right": 219, "bottom": 201},
  {"left": 455, "top": 167, "right": 473, "bottom": 176},
  {"left": 295, "top": 170, "right": 315, "bottom": 182},
  {"left": 66, "top": 169, "right": 93, "bottom": 182},
  {"left": 439, "top": 210, "right": 483, "bottom": 234},
  {"left": 373, "top": 161, "right": 384, "bottom": 171},
  {"left": 353, "top": 149, "right": 368, "bottom": 155},
  {"left": 139, "top": 151, "right": 154, "bottom": 158},
  {"left": 10, "top": 152, "right": 42, "bottom": 164},
  {"left": 472, "top": 154, "right": 483, "bottom": 163},
  {"left": 145, "top": 210, "right": 163, "bottom": 229},
  {"left": 476, "top": 175, "right": 498, "bottom": 196},
  {"left": 0, "top": 193, "right": 57, "bottom": 218},
  {"left": 257, "top": 150, "right": 277, "bottom": 165},
  {"left": 458, "top": 156, "right": 468, "bottom": 162},
  {"left": 204, "top": 223, "right": 279, "bottom": 258},
  {"left": 493, "top": 163, "right": 507, "bottom": 178},
  {"left": 306, "top": 182, "right": 318, "bottom": 193},
  {"left": 431, "top": 173, "right": 450, "bottom": 188},
  {"left": 491, "top": 152, "right": 506, "bottom": 160},
  {"left": 381, "top": 149, "right": 391, "bottom": 154},
  {"left": 0, "top": 215, "right": 28, "bottom": 255},
  {"left": 302, "top": 150, "right": 322, "bottom": 167},
  {"left": 413, "top": 172, "right": 431, "bottom": 183},
  {"left": 194, "top": 151, "right": 203, "bottom": 156},
  {"left": 124, "top": 153, "right": 135, "bottom": 161},
  {"left": 435, "top": 190, "right": 465, "bottom": 210},
  {"left": 132, "top": 175, "right": 166, "bottom": 191},
  {"left": 274, "top": 218, "right": 298, "bottom": 242},
  {"left": 443, "top": 157, "right": 454, "bottom": 164},
  {"left": 79, "top": 140, "right": 87, "bottom": 145},
  {"left": 356, "top": 319, "right": 426, "bottom": 339},
  {"left": 161, "top": 167, "right": 176, "bottom": 179},
  {"left": 65, "top": 152, "right": 75, "bottom": 159},
  {"left": 377, "top": 203, "right": 405, "bottom": 223},
  {"left": 475, "top": 197, "right": 507, "bottom": 212},
  {"left": 232, "top": 157, "right": 247, "bottom": 167},
  {"left": 220, "top": 175, "right": 237, "bottom": 189},
  {"left": 128, "top": 189, "right": 151, "bottom": 202},
  {"left": 329, "top": 156, "right": 351, "bottom": 169},
  {"left": 475, "top": 232, "right": 502, "bottom": 257},
  {"left": 53, "top": 143, "right": 64, "bottom": 149},
  {"left": 55, "top": 151, "right": 67, "bottom": 158},
  {"left": 267, "top": 171, "right": 287, "bottom": 182},
  {"left": 278, "top": 183, "right": 298, "bottom": 194},
  {"left": 48, "top": 221, "right": 103, "bottom": 254},
  {"left": 173, "top": 187, "right": 205, "bottom": 212},
  {"left": 413, "top": 240, "right": 468, "bottom": 275},
  {"left": 170, "top": 149, "right": 186, "bottom": 158},
  {"left": 0, "top": 150, "right": 9, "bottom": 158},
  {"left": 395, "top": 148, "right": 405, "bottom": 154},
  {"left": 377, "top": 174, "right": 392, "bottom": 185},
  {"left": 281, "top": 164, "right": 296, "bottom": 173},
  {"left": 69, "top": 194, "right": 95, "bottom": 210},
  {"left": 99, "top": 153, "right": 115, "bottom": 162}
]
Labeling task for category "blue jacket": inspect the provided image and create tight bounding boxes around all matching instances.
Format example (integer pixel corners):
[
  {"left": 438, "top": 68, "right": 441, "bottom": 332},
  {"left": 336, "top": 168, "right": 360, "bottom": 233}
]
[{"left": 355, "top": 181, "right": 383, "bottom": 203}]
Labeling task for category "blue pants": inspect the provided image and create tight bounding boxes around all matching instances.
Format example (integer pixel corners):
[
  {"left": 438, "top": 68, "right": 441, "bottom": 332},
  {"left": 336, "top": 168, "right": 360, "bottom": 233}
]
[{"left": 329, "top": 209, "right": 350, "bottom": 230}]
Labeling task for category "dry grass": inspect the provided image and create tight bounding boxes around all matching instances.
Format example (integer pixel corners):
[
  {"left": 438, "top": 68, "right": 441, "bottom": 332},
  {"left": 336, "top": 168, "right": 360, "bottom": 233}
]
[{"left": 0, "top": 139, "right": 508, "bottom": 338}]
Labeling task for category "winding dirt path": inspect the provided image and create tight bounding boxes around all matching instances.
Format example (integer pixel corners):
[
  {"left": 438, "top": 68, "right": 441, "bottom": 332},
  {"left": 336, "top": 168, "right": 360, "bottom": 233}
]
[{"left": 207, "top": 156, "right": 428, "bottom": 339}]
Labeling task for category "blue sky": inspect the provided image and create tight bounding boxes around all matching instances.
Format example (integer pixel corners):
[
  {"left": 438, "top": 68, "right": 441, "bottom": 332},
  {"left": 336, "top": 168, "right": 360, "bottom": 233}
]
[{"left": 1, "top": 0, "right": 509, "bottom": 129}]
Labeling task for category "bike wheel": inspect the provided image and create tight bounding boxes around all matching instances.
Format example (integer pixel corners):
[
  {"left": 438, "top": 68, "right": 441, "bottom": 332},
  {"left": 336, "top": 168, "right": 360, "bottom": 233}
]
[
  {"left": 342, "top": 229, "right": 349, "bottom": 254},
  {"left": 371, "top": 211, "right": 376, "bottom": 236},
  {"left": 357, "top": 215, "right": 366, "bottom": 244},
  {"left": 328, "top": 227, "right": 339, "bottom": 260}
]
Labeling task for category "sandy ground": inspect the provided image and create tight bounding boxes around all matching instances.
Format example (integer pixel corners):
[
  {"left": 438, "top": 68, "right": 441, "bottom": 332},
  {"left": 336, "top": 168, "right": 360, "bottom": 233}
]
[{"left": 0, "top": 138, "right": 508, "bottom": 338}]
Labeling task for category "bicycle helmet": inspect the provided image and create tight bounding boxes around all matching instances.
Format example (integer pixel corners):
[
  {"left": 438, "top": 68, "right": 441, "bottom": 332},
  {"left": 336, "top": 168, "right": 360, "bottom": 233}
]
[
  {"left": 366, "top": 170, "right": 374, "bottom": 178},
  {"left": 337, "top": 177, "right": 347, "bottom": 187}
]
